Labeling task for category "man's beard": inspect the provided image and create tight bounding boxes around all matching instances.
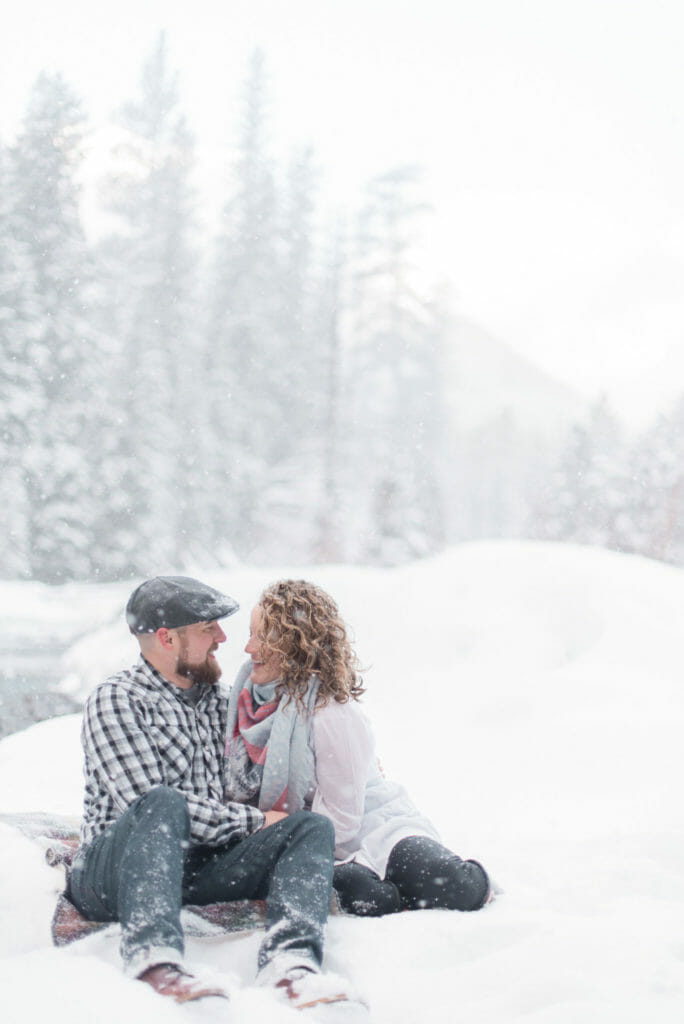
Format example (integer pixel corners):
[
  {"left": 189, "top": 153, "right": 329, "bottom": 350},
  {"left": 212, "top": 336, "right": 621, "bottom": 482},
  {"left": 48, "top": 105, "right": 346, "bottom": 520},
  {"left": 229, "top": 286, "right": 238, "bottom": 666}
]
[{"left": 177, "top": 650, "right": 222, "bottom": 686}]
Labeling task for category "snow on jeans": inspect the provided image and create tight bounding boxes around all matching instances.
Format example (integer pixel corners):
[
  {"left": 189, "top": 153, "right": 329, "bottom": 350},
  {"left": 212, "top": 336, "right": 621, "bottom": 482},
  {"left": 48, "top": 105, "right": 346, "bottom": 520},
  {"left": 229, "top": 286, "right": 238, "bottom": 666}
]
[{"left": 67, "top": 786, "right": 335, "bottom": 978}]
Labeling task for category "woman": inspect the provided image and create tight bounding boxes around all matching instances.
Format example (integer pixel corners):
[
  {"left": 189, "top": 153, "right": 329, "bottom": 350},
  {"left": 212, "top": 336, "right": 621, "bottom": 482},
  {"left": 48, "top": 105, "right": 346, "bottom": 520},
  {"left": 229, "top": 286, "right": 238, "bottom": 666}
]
[{"left": 225, "top": 579, "right": 491, "bottom": 917}]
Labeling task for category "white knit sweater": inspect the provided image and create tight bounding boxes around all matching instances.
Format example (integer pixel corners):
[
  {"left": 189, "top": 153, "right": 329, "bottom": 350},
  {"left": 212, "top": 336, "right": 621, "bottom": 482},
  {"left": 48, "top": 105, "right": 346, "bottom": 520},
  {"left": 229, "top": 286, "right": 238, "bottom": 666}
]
[{"left": 308, "top": 700, "right": 440, "bottom": 877}]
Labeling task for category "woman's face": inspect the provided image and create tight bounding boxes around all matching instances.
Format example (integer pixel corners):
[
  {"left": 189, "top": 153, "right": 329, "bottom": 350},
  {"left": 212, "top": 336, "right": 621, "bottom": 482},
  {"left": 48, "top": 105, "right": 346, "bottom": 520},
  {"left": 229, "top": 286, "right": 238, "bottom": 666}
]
[{"left": 245, "top": 605, "right": 282, "bottom": 686}]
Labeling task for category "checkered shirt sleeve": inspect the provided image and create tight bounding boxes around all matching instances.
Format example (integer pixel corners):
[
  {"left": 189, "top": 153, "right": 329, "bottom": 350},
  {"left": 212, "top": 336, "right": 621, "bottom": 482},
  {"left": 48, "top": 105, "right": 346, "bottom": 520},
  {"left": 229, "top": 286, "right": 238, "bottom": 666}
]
[{"left": 79, "top": 658, "right": 264, "bottom": 847}]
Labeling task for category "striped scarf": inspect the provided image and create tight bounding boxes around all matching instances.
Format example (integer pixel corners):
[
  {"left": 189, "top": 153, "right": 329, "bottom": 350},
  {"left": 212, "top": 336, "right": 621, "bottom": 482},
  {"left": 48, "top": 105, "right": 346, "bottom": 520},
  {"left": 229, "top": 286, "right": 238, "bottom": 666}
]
[{"left": 224, "top": 661, "right": 319, "bottom": 813}]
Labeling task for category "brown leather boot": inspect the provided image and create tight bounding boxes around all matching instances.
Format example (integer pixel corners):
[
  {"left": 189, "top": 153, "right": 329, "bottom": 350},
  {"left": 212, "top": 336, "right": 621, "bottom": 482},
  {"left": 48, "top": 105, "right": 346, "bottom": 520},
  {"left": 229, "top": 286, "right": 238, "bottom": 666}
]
[
  {"left": 138, "top": 963, "right": 229, "bottom": 1003},
  {"left": 273, "top": 966, "right": 369, "bottom": 1016}
]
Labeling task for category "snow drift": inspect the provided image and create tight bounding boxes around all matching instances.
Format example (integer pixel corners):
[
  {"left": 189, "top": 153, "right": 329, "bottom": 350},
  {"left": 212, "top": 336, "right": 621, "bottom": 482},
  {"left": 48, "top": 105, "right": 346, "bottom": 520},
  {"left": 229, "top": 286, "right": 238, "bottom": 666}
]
[{"left": 1, "top": 541, "right": 682, "bottom": 1022}]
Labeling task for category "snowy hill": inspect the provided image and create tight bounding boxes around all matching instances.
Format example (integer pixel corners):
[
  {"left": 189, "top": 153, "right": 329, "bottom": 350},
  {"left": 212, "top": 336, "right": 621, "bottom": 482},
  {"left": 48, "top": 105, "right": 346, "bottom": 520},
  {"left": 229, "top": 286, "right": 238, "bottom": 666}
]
[
  {"left": 445, "top": 314, "right": 585, "bottom": 436},
  {"left": 1, "top": 541, "right": 683, "bottom": 1023}
]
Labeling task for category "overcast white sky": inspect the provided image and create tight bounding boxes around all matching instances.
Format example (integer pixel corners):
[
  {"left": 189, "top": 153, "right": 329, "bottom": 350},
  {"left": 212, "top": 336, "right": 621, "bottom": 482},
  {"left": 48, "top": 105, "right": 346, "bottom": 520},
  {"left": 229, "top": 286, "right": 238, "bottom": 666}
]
[{"left": 2, "top": 0, "right": 683, "bottom": 425}]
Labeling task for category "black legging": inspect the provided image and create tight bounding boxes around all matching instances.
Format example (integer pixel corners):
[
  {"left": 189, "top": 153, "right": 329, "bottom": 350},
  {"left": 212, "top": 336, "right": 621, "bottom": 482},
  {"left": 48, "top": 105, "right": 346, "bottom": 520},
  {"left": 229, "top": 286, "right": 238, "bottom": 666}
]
[{"left": 333, "top": 835, "right": 490, "bottom": 917}]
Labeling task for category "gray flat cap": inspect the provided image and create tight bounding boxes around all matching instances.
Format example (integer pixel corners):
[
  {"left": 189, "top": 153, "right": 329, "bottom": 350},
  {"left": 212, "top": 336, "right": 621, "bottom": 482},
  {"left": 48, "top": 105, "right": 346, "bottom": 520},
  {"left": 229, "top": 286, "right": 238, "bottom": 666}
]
[{"left": 125, "top": 575, "right": 239, "bottom": 633}]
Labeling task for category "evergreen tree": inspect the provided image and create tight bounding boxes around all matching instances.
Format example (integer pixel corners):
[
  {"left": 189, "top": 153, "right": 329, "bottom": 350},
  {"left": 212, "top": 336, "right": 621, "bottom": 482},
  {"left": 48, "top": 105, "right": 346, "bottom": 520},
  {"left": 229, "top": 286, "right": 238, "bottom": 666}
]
[
  {"left": 205, "top": 50, "right": 297, "bottom": 561},
  {"left": 251, "top": 144, "right": 333, "bottom": 562},
  {"left": 0, "top": 140, "right": 36, "bottom": 576},
  {"left": 313, "top": 221, "right": 348, "bottom": 562},
  {"left": 97, "top": 34, "right": 200, "bottom": 575},
  {"left": 278, "top": 145, "right": 319, "bottom": 413},
  {"left": 623, "top": 397, "right": 684, "bottom": 564},
  {"left": 345, "top": 166, "right": 448, "bottom": 564},
  {"left": 4, "top": 74, "right": 103, "bottom": 581},
  {"left": 532, "top": 397, "right": 627, "bottom": 550}
]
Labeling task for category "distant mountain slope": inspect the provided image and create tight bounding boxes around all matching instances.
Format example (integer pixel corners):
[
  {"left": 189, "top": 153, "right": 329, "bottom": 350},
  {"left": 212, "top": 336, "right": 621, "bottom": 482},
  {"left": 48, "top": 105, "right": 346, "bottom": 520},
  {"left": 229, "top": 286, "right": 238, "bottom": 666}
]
[{"left": 444, "top": 314, "right": 586, "bottom": 436}]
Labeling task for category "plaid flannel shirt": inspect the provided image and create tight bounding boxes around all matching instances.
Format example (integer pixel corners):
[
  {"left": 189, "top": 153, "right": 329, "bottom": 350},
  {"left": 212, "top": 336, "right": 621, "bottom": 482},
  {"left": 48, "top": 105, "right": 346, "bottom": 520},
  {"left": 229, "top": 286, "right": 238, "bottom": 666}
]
[{"left": 79, "top": 656, "right": 265, "bottom": 848}]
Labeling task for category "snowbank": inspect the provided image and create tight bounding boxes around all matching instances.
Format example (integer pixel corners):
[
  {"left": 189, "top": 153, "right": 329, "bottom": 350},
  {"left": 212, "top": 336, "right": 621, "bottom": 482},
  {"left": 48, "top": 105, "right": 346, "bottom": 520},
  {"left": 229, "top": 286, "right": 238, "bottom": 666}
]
[{"left": 1, "top": 542, "right": 683, "bottom": 1022}]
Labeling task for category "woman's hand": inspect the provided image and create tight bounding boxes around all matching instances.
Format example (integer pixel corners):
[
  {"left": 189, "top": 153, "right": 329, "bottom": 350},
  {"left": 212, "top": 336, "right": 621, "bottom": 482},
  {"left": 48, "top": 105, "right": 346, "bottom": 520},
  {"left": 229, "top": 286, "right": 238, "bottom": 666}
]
[{"left": 262, "top": 810, "right": 288, "bottom": 828}]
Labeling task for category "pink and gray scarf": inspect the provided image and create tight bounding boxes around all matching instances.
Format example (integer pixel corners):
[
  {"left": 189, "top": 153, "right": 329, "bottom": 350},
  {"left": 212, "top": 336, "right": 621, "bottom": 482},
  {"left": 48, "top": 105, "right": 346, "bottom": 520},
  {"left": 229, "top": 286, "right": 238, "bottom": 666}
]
[{"left": 224, "top": 660, "right": 319, "bottom": 813}]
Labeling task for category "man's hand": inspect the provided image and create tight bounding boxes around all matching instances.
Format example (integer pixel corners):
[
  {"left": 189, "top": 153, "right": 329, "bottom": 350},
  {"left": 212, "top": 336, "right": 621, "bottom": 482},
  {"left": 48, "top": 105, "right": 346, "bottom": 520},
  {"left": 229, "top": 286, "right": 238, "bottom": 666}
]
[{"left": 262, "top": 810, "right": 288, "bottom": 828}]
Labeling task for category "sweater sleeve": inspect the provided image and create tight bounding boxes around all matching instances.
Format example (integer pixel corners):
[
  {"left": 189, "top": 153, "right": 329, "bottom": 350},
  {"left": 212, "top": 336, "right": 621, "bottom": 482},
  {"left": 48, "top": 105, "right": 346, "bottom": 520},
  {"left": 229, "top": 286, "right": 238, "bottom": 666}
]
[{"left": 310, "top": 701, "right": 374, "bottom": 845}]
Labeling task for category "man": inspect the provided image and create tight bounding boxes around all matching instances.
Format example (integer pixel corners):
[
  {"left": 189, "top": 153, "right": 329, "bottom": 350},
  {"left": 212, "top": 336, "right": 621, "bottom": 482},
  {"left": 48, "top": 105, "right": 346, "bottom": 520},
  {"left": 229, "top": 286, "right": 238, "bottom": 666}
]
[{"left": 67, "top": 575, "right": 354, "bottom": 1009}]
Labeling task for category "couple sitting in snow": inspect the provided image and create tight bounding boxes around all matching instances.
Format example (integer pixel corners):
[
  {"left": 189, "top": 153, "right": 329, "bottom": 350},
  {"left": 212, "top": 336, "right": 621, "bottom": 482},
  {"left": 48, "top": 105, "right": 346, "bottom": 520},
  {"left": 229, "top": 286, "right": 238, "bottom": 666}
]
[{"left": 67, "top": 575, "right": 491, "bottom": 1011}]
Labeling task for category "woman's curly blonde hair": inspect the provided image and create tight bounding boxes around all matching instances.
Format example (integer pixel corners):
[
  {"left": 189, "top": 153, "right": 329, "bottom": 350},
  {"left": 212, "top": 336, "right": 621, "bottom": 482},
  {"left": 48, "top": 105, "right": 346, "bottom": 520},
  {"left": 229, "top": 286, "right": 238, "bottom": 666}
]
[{"left": 256, "top": 579, "right": 365, "bottom": 710}]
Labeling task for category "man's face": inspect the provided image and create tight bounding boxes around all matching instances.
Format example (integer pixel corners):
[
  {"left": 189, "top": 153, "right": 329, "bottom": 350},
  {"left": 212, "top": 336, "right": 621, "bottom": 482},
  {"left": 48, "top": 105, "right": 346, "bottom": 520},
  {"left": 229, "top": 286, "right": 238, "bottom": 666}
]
[{"left": 175, "top": 620, "right": 226, "bottom": 685}]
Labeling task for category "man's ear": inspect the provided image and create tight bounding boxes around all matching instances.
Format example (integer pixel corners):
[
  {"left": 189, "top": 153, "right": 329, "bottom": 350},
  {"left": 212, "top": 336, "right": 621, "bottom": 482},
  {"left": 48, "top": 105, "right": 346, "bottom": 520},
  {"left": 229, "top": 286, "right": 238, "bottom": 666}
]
[{"left": 156, "top": 627, "right": 176, "bottom": 650}]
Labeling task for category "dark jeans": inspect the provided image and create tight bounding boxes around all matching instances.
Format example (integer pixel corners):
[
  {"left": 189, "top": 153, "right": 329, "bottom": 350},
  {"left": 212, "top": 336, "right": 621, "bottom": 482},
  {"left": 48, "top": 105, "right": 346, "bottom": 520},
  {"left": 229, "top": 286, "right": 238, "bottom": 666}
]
[
  {"left": 333, "top": 835, "right": 490, "bottom": 917},
  {"left": 68, "top": 786, "right": 335, "bottom": 977}
]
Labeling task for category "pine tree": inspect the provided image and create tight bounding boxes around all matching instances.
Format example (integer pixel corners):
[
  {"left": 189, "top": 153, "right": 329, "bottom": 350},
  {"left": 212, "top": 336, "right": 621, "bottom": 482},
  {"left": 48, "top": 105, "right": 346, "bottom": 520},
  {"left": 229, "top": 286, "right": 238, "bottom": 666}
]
[
  {"left": 623, "top": 397, "right": 684, "bottom": 564},
  {"left": 251, "top": 144, "right": 332, "bottom": 562},
  {"left": 4, "top": 74, "right": 104, "bottom": 581},
  {"left": 345, "top": 166, "right": 448, "bottom": 564},
  {"left": 205, "top": 50, "right": 293, "bottom": 561},
  {"left": 313, "top": 222, "right": 348, "bottom": 562},
  {"left": 0, "top": 141, "right": 36, "bottom": 576},
  {"left": 96, "top": 34, "right": 200, "bottom": 575},
  {"left": 533, "top": 397, "right": 627, "bottom": 550}
]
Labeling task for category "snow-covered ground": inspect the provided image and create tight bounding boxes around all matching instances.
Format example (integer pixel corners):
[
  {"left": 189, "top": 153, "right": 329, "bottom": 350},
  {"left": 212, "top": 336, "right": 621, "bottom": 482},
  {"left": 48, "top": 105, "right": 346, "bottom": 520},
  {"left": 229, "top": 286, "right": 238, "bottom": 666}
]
[{"left": 1, "top": 541, "right": 683, "bottom": 1023}]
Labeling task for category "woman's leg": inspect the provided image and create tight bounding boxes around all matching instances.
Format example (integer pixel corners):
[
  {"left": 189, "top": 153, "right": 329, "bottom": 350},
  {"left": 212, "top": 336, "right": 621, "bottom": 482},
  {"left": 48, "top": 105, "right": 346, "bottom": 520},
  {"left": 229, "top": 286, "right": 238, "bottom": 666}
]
[
  {"left": 333, "top": 861, "right": 402, "bottom": 917},
  {"left": 385, "top": 836, "right": 490, "bottom": 912}
]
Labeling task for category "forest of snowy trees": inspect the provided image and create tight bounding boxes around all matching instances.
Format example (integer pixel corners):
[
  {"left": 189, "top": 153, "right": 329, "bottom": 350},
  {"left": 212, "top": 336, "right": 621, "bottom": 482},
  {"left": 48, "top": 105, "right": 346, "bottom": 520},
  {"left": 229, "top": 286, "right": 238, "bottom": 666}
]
[
  {"left": 531, "top": 396, "right": 684, "bottom": 567},
  {"left": 1, "top": 37, "right": 683, "bottom": 583}
]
